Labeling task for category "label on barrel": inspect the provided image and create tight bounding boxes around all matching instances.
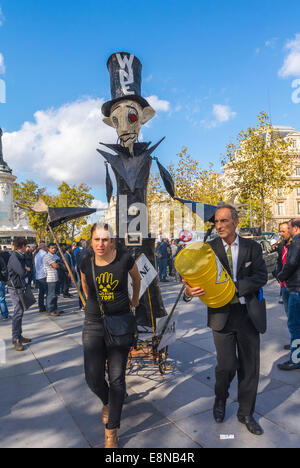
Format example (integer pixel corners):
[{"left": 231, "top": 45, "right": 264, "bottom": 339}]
[{"left": 215, "top": 256, "right": 231, "bottom": 284}]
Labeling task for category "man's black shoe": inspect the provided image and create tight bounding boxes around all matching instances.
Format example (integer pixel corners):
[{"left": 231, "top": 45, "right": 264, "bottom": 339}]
[
  {"left": 284, "top": 344, "right": 291, "bottom": 350},
  {"left": 238, "top": 415, "right": 263, "bottom": 435},
  {"left": 63, "top": 294, "right": 72, "bottom": 298},
  {"left": 213, "top": 399, "right": 226, "bottom": 423},
  {"left": 277, "top": 361, "right": 300, "bottom": 371}
]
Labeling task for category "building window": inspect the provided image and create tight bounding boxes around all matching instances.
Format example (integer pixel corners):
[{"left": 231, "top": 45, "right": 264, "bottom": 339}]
[
  {"left": 278, "top": 202, "right": 284, "bottom": 215},
  {"left": 293, "top": 140, "right": 297, "bottom": 149},
  {"left": 296, "top": 167, "right": 300, "bottom": 176},
  {"left": 298, "top": 202, "right": 300, "bottom": 215},
  {"left": 277, "top": 188, "right": 283, "bottom": 197},
  {"left": 297, "top": 187, "right": 300, "bottom": 197}
]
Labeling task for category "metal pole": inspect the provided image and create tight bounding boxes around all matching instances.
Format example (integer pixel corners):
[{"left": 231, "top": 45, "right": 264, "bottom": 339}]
[
  {"left": 158, "top": 284, "right": 185, "bottom": 341},
  {"left": 47, "top": 223, "right": 86, "bottom": 307}
]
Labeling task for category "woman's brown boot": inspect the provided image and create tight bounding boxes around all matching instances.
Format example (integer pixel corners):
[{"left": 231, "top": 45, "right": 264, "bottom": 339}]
[
  {"left": 102, "top": 405, "right": 109, "bottom": 425},
  {"left": 105, "top": 428, "right": 118, "bottom": 448}
]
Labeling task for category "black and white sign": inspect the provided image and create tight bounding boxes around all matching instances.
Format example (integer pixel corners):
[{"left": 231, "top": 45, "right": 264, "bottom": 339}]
[
  {"left": 128, "top": 254, "right": 158, "bottom": 299},
  {"left": 156, "top": 311, "right": 179, "bottom": 351}
]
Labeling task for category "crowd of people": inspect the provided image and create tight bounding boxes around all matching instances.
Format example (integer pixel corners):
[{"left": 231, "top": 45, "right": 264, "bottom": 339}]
[
  {"left": 155, "top": 238, "right": 183, "bottom": 282},
  {"left": 0, "top": 240, "right": 88, "bottom": 351},
  {"left": 0, "top": 211, "right": 300, "bottom": 447}
]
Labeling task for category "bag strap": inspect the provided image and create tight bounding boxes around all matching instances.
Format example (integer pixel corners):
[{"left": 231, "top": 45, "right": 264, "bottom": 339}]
[{"left": 90, "top": 257, "right": 105, "bottom": 319}]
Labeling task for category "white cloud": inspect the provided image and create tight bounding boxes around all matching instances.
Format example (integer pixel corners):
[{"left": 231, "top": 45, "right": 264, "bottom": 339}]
[
  {"left": 213, "top": 104, "right": 236, "bottom": 122},
  {"left": 0, "top": 53, "right": 5, "bottom": 74},
  {"left": 2, "top": 95, "right": 170, "bottom": 187},
  {"left": 146, "top": 95, "right": 170, "bottom": 112},
  {"left": 3, "top": 98, "right": 116, "bottom": 188},
  {"left": 278, "top": 33, "right": 300, "bottom": 78},
  {"left": 91, "top": 199, "right": 107, "bottom": 210}
]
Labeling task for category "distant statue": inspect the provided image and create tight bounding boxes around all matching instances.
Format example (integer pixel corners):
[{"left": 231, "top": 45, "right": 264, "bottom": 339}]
[{"left": 0, "top": 128, "right": 11, "bottom": 173}]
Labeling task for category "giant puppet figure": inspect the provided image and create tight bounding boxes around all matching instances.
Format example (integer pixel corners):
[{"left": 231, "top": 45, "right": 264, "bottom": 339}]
[{"left": 97, "top": 52, "right": 175, "bottom": 327}]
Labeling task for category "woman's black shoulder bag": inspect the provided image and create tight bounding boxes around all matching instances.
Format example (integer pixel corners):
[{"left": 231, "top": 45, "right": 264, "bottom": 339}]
[{"left": 91, "top": 258, "right": 138, "bottom": 348}]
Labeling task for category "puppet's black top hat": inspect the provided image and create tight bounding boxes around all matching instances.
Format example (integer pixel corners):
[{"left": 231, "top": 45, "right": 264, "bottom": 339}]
[{"left": 101, "top": 52, "right": 153, "bottom": 117}]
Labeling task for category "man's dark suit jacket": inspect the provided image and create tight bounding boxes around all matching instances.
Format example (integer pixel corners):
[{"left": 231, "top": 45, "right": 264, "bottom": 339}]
[{"left": 207, "top": 236, "right": 268, "bottom": 333}]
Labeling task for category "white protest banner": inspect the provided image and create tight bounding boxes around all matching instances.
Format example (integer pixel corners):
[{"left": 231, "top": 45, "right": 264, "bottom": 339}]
[
  {"left": 128, "top": 254, "right": 158, "bottom": 299},
  {"left": 156, "top": 310, "right": 179, "bottom": 351}
]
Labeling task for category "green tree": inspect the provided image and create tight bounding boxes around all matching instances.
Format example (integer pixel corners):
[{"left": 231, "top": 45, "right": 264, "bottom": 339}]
[
  {"left": 13, "top": 180, "right": 52, "bottom": 242},
  {"left": 55, "top": 182, "right": 94, "bottom": 243},
  {"left": 223, "top": 112, "right": 297, "bottom": 230}
]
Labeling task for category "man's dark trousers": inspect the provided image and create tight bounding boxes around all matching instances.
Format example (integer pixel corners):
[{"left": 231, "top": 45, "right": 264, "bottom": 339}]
[
  {"left": 212, "top": 302, "right": 260, "bottom": 418},
  {"left": 47, "top": 281, "right": 58, "bottom": 313},
  {"left": 37, "top": 278, "right": 47, "bottom": 312},
  {"left": 8, "top": 287, "right": 25, "bottom": 341}
]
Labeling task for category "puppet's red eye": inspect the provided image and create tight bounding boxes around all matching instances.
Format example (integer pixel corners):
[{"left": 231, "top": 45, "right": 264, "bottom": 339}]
[{"left": 129, "top": 113, "right": 138, "bottom": 123}]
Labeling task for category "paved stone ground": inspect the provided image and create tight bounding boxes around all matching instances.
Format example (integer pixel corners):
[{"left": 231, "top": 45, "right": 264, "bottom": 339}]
[{"left": 0, "top": 279, "right": 299, "bottom": 448}]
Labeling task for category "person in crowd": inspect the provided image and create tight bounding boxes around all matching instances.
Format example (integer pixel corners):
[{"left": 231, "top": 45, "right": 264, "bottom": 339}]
[
  {"left": 24, "top": 245, "right": 34, "bottom": 288},
  {"left": 183, "top": 205, "right": 268, "bottom": 436},
  {"left": 80, "top": 223, "right": 140, "bottom": 448},
  {"left": 56, "top": 243, "right": 67, "bottom": 296},
  {"left": 43, "top": 243, "right": 63, "bottom": 317},
  {"left": 156, "top": 237, "right": 170, "bottom": 282},
  {"left": 7, "top": 237, "right": 32, "bottom": 352},
  {"left": 169, "top": 239, "right": 178, "bottom": 278},
  {"left": 273, "top": 222, "right": 292, "bottom": 350},
  {"left": 34, "top": 243, "right": 48, "bottom": 313},
  {"left": 77, "top": 239, "right": 91, "bottom": 312},
  {"left": 0, "top": 250, "right": 9, "bottom": 320},
  {"left": 63, "top": 245, "right": 74, "bottom": 298},
  {"left": 166, "top": 240, "right": 173, "bottom": 277},
  {"left": 277, "top": 218, "right": 300, "bottom": 371},
  {"left": 73, "top": 241, "right": 83, "bottom": 282},
  {"left": 0, "top": 245, "right": 10, "bottom": 266}
]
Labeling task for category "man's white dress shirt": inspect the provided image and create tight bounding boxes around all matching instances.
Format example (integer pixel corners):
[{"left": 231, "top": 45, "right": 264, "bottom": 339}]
[{"left": 222, "top": 236, "right": 245, "bottom": 305}]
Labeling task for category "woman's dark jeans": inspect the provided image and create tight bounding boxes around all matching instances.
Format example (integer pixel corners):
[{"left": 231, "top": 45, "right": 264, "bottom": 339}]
[{"left": 82, "top": 320, "right": 130, "bottom": 429}]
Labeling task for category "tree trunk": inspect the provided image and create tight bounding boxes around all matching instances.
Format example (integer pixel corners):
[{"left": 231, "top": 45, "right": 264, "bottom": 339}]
[{"left": 260, "top": 191, "right": 265, "bottom": 231}]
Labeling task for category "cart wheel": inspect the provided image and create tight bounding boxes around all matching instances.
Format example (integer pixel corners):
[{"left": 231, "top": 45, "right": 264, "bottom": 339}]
[{"left": 158, "top": 346, "right": 168, "bottom": 375}]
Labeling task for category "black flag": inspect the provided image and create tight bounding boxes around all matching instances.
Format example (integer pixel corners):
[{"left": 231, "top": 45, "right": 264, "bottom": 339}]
[
  {"left": 105, "top": 162, "right": 113, "bottom": 203},
  {"left": 155, "top": 159, "right": 175, "bottom": 199}
]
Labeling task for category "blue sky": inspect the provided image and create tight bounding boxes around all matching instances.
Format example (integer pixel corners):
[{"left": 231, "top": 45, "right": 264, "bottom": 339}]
[{"left": 0, "top": 0, "right": 300, "bottom": 206}]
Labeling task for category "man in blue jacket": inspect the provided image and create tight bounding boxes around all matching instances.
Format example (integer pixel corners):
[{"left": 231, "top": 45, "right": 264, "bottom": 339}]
[
  {"left": 156, "top": 238, "right": 170, "bottom": 282},
  {"left": 277, "top": 218, "right": 300, "bottom": 370}
]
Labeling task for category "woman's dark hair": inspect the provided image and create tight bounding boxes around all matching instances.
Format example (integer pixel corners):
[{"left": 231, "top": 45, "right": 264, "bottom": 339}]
[{"left": 13, "top": 237, "right": 28, "bottom": 250}]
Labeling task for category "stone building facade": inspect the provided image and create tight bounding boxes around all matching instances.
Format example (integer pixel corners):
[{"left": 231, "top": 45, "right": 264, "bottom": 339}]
[{"left": 222, "top": 125, "right": 300, "bottom": 230}]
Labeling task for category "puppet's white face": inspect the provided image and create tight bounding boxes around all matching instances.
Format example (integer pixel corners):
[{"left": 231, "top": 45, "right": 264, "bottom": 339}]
[
  {"left": 110, "top": 100, "right": 143, "bottom": 148},
  {"left": 103, "top": 99, "right": 155, "bottom": 155}
]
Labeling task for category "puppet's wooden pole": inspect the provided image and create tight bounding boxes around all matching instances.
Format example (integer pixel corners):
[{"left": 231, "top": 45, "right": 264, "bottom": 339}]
[{"left": 47, "top": 223, "right": 86, "bottom": 307}]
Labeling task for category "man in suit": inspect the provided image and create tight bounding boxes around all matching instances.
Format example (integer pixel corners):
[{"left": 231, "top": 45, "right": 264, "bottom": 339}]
[{"left": 184, "top": 205, "right": 268, "bottom": 436}]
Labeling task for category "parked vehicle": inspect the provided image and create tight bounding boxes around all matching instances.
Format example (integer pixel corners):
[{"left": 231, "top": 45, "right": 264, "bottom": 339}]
[{"left": 255, "top": 238, "right": 278, "bottom": 275}]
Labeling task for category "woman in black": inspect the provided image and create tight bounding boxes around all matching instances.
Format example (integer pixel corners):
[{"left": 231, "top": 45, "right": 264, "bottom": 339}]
[{"left": 80, "top": 223, "right": 140, "bottom": 448}]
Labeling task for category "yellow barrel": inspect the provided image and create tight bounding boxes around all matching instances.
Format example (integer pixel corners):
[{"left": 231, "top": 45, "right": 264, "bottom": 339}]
[{"left": 175, "top": 241, "right": 236, "bottom": 308}]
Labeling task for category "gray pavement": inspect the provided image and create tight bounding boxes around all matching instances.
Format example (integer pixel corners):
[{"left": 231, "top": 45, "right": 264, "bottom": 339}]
[{"left": 0, "top": 279, "right": 299, "bottom": 448}]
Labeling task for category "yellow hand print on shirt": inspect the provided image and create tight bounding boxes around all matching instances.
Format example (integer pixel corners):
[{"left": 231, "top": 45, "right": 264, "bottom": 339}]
[{"left": 96, "top": 272, "right": 119, "bottom": 302}]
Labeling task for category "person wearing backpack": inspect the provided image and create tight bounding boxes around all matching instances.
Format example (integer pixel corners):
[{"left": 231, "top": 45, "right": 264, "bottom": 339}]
[
  {"left": 0, "top": 253, "right": 9, "bottom": 320},
  {"left": 7, "top": 238, "right": 32, "bottom": 351}
]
